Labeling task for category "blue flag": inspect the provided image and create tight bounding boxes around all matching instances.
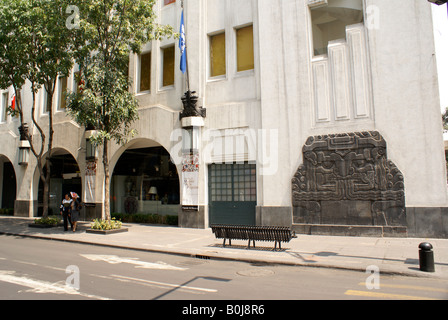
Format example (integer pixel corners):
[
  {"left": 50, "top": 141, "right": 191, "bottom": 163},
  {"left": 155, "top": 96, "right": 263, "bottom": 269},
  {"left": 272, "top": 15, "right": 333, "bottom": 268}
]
[{"left": 179, "top": 10, "right": 187, "bottom": 74}]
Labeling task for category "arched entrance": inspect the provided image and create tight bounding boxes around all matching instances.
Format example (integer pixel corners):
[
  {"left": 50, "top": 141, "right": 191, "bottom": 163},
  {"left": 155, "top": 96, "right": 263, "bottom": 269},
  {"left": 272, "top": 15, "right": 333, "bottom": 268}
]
[
  {"left": 111, "top": 141, "right": 180, "bottom": 218},
  {"left": 36, "top": 149, "right": 81, "bottom": 217},
  {"left": 0, "top": 155, "right": 16, "bottom": 215}
]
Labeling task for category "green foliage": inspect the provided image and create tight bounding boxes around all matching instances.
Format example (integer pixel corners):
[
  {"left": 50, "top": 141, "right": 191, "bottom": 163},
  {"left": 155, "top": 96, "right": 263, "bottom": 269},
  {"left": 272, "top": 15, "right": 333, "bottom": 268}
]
[
  {"left": 443, "top": 107, "right": 448, "bottom": 132},
  {"left": 66, "top": 0, "right": 175, "bottom": 221},
  {"left": 0, "top": 0, "right": 31, "bottom": 92},
  {"left": 91, "top": 218, "right": 123, "bottom": 230},
  {"left": 0, "top": 0, "right": 75, "bottom": 95},
  {"left": 0, "top": 208, "right": 14, "bottom": 216},
  {"left": 0, "top": 0, "right": 77, "bottom": 219},
  {"left": 34, "top": 215, "right": 61, "bottom": 226},
  {"left": 66, "top": 59, "right": 139, "bottom": 146},
  {"left": 111, "top": 213, "right": 178, "bottom": 226},
  {"left": 67, "top": 0, "right": 175, "bottom": 148}
]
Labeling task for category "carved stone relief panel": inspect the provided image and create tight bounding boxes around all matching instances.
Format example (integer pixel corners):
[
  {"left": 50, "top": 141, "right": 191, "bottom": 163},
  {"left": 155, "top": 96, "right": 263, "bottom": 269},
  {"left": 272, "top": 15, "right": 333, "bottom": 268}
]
[{"left": 292, "top": 132, "right": 406, "bottom": 227}]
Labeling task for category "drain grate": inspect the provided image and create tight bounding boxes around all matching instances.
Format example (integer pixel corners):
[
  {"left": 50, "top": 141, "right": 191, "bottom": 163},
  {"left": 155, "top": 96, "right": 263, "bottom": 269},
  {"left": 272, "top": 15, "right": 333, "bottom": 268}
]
[{"left": 194, "top": 254, "right": 211, "bottom": 260}]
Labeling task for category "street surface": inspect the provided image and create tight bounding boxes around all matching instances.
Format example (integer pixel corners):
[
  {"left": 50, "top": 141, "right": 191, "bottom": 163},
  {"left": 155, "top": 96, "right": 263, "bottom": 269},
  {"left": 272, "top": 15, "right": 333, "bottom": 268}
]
[{"left": 0, "top": 235, "right": 447, "bottom": 301}]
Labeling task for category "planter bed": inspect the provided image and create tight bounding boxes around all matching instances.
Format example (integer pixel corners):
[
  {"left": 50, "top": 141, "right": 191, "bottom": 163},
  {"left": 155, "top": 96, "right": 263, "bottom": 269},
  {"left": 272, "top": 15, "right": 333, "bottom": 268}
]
[
  {"left": 86, "top": 228, "right": 128, "bottom": 235},
  {"left": 28, "top": 223, "right": 57, "bottom": 229}
]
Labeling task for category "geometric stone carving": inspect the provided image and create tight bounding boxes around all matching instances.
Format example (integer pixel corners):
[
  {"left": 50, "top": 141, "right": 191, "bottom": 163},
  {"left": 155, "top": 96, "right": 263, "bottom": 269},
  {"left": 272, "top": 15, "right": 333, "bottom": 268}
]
[{"left": 292, "top": 131, "right": 406, "bottom": 227}]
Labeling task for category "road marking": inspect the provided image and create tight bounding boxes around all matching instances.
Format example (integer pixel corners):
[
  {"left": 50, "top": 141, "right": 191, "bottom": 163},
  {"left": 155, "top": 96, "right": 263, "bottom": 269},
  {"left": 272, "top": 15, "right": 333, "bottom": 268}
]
[
  {"left": 344, "top": 290, "right": 441, "bottom": 300},
  {"left": 358, "top": 282, "right": 448, "bottom": 294},
  {"left": 11, "top": 259, "right": 67, "bottom": 272},
  {"left": 110, "top": 274, "right": 217, "bottom": 293},
  {"left": 0, "top": 270, "right": 110, "bottom": 300},
  {"left": 80, "top": 254, "right": 187, "bottom": 271}
]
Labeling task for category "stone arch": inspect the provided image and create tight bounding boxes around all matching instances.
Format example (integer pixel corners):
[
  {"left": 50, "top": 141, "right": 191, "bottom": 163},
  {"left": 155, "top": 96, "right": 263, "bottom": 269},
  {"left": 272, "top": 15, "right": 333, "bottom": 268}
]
[
  {"left": 110, "top": 138, "right": 181, "bottom": 218},
  {"left": 31, "top": 148, "right": 82, "bottom": 217}
]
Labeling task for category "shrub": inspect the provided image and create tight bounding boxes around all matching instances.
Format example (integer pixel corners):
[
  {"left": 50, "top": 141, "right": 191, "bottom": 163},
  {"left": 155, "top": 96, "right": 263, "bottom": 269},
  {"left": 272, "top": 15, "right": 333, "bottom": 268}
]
[
  {"left": 0, "top": 208, "right": 14, "bottom": 216},
  {"left": 34, "top": 215, "right": 61, "bottom": 226},
  {"left": 165, "top": 215, "right": 178, "bottom": 226},
  {"left": 91, "top": 218, "right": 122, "bottom": 230},
  {"left": 111, "top": 212, "right": 178, "bottom": 226}
]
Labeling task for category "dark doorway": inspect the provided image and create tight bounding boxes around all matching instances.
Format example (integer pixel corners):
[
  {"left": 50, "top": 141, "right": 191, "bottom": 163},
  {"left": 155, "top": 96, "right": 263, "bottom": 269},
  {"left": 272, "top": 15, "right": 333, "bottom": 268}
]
[
  {"left": 37, "top": 152, "right": 81, "bottom": 216},
  {"left": 1, "top": 161, "right": 16, "bottom": 213}
]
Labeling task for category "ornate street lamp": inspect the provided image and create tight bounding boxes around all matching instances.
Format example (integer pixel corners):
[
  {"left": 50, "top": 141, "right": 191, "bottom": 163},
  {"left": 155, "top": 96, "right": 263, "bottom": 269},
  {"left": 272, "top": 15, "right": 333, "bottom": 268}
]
[{"left": 18, "top": 124, "right": 30, "bottom": 166}]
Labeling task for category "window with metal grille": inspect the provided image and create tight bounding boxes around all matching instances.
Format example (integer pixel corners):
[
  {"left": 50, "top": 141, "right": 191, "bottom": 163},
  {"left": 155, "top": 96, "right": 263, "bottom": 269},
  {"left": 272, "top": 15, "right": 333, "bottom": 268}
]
[{"left": 210, "top": 163, "right": 256, "bottom": 202}]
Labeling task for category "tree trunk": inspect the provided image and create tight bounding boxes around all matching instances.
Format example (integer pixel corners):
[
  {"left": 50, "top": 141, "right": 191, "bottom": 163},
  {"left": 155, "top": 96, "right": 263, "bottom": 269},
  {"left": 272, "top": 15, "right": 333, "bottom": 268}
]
[
  {"left": 42, "top": 87, "right": 55, "bottom": 218},
  {"left": 103, "top": 138, "right": 111, "bottom": 221},
  {"left": 42, "top": 167, "right": 50, "bottom": 218}
]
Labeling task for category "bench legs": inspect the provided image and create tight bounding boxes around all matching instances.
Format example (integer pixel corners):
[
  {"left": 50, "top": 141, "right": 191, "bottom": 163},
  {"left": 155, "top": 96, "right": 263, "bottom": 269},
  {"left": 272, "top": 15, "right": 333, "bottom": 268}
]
[
  {"left": 223, "top": 238, "right": 232, "bottom": 247},
  {"left": 222, "top": 238, "right": 283, "bottom": 250},
  {"left": 247, "top": 240, "right": 255, "bottom": 249},
  {"left": 274, "top": 241, "right": 282, "bottom": 251}
]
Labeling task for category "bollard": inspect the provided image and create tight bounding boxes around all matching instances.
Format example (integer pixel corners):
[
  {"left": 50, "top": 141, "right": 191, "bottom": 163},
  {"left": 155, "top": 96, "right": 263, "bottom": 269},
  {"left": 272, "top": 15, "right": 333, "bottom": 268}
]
[{"left": 419, "top": 242, "right": 435, "bottom": 273}]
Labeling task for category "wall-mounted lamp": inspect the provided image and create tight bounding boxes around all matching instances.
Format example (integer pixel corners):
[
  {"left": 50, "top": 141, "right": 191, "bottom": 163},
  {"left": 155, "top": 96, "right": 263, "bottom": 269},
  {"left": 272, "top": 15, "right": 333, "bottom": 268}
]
[
  {"left": 182, "top": 126, "right": 199, "bottom": 154},
  {"left": 181, "top": 117, "right": 204, "bottom": 154},
  {"left": 18, "top": 140, "right": 30, "bottom": 166},
  {"left": 85, "top": 130, "right": 98, "bottom": 160},
  {"left": 18, "top": 124, "right": 30, "bottom": 166}
]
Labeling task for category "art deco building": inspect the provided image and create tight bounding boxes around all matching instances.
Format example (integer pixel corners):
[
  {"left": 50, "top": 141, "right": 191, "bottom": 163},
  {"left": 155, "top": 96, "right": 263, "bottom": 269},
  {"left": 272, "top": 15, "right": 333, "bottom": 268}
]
[{"left": 1, "top": 0, "right": 447, "bottom": 238}]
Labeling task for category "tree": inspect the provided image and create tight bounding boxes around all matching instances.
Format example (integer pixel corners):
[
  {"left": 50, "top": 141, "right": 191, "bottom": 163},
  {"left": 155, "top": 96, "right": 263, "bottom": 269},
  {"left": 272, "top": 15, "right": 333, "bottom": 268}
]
[
  {"left": 442, "top": 107, "right": 448, "bottom": 132},
  {"left": 0, "top": 0, "right": 75, "bottom": 217},
  {"left": 67, "top": 0, "right": 174, "bottom": 220}
]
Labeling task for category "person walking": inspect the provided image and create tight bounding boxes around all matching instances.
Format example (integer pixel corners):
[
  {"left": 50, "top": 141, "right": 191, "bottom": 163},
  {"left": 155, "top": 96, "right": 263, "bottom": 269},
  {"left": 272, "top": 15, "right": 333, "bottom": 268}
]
[
  {"left": 70, "top": 192, "right": 82, "bottom": 232},
  {"left": 60, "top": 194, "right": 73, "bottom": 231}
]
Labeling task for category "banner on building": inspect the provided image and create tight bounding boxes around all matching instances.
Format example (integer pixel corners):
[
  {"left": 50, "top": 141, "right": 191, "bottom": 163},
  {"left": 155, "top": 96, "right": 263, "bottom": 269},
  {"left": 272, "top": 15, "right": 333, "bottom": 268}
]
[
  {"left": 85, "top": 160, "right": 97, "bottom": 204},
  {"left": 182, "top": 152, "right": 199, "bottom": 211}
]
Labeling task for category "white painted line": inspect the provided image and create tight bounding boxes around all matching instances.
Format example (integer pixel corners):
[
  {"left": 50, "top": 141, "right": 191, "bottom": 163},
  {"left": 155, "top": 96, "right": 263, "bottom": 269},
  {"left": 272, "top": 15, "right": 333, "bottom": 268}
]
[
  {"left": 111, "top": 274, "right": 218, "bottom": 293},
  {"left": 0, "top": 270, "right": 111, "bottom": 300},
  {"left": 80, "top": 254, "right": 187, "bottom": 271}
]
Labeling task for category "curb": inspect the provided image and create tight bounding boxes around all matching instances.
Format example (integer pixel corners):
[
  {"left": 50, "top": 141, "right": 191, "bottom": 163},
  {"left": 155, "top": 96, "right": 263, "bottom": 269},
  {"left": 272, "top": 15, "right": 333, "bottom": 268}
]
[{"left": 0, "top": 229, "right": 443, "bottom": 280}]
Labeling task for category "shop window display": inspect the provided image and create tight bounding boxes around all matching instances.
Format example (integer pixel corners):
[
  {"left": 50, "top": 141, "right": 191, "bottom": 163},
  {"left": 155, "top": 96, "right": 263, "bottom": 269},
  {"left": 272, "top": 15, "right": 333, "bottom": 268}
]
[{"left": 111, "top": 147, "right": 180, "bottom": 216}]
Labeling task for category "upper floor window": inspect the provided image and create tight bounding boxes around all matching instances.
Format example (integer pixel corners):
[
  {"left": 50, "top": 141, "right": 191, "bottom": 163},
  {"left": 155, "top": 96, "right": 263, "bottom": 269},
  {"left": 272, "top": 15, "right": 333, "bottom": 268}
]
[
  {"left": 1, "top": 92, "right": 9, "bottom": 123},
  {"left": 209, "top": 32, "right": 226, "bottom": 78},
  {"left": 139, "top": 51, "right": 152, "bottom": 93},
  {"left": 161, "top": 45, "right": 175, "bottom": 87},
  {"left": 42, "top": 88, "right": 50, "bottom": 114},
  {"left": 236, "top": 25, "right": 254, "bottom": 72},
  {"left": 58, "top": 76, "right": 68, "bottom": 110},
  {"left": 310, "top": 0, "right": 363, "bottom": 56}
]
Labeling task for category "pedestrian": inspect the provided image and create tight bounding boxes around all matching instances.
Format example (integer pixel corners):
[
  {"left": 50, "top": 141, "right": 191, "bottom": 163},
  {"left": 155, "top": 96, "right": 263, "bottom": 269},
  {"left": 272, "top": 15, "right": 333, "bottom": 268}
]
[
  {"left": 60, "top": 194, "right": 73, "bottom": 231},
  {"left": 70, "top": 192, "right": 82, "bottom": 232}
]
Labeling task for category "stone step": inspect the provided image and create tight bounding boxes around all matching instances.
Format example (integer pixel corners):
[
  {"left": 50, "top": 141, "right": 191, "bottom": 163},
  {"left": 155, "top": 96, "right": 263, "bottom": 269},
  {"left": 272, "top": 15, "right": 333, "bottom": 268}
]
[{"left": 292, "top": 223, "right": 408, "bottom": 238}]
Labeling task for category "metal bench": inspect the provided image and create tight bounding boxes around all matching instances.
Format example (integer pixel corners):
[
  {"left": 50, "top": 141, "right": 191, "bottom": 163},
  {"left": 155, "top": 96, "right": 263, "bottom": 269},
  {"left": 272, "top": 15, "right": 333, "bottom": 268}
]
[{"left": 211, "top": 224, "right": 296, "bottom": 251}]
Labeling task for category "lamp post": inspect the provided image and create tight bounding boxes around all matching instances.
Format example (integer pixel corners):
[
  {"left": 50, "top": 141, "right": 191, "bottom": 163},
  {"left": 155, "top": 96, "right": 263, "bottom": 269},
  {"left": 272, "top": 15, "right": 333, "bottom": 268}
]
[
  {"left": 18, "top": 124, "right": 30, "bottom": 166},
  {"left": 85, "top": 130, "right": 98, "bottom": 160}
]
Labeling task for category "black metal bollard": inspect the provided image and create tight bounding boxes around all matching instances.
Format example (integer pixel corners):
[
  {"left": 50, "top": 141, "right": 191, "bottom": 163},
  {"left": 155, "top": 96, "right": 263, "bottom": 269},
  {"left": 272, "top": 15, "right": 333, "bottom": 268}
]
[{"left": 419, "top": 242, "right": 435, "bottom": 273}]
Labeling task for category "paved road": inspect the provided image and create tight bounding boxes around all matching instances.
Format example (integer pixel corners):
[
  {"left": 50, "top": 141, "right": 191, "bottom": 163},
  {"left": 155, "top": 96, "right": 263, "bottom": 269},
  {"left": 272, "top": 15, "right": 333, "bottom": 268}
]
[{"left": 0, "top": 235, "right": 447, "bottom": 302}]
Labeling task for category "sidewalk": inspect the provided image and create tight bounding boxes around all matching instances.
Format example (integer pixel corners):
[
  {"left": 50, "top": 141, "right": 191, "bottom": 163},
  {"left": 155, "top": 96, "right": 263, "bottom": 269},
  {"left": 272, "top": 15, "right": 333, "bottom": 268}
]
[{"left": 0, "top": 216, "right": 447, "bottom": 279}]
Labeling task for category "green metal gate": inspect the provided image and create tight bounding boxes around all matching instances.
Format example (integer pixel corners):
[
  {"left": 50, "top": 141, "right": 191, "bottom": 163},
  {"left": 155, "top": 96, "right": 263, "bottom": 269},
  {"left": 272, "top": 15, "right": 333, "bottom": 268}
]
[{"left": 208, "top": 163, "right": 256, "bottom": 226}]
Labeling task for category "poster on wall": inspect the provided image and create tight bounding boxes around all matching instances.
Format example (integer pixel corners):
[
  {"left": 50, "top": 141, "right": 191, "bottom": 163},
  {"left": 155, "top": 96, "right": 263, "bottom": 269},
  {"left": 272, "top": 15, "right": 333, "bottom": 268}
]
[
  {"left": 182, "top": 152, "right": 199, "bottom": 211},
  {"left": 85, "top": 160, "right": 96, "bottom": 204}
]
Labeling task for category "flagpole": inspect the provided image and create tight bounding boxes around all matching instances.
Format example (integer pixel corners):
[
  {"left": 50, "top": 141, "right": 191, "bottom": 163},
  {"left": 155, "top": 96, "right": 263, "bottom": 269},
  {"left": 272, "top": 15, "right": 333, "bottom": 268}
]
[{"left": 181, "top": 0, "right": 190, "bottom": 93}]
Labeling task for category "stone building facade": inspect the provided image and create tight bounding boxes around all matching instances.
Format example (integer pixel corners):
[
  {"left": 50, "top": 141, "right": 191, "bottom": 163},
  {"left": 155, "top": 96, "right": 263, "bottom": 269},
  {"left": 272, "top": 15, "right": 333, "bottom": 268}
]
[{"left": 0, "top": 0, "right": 447, "bottom": 238}]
